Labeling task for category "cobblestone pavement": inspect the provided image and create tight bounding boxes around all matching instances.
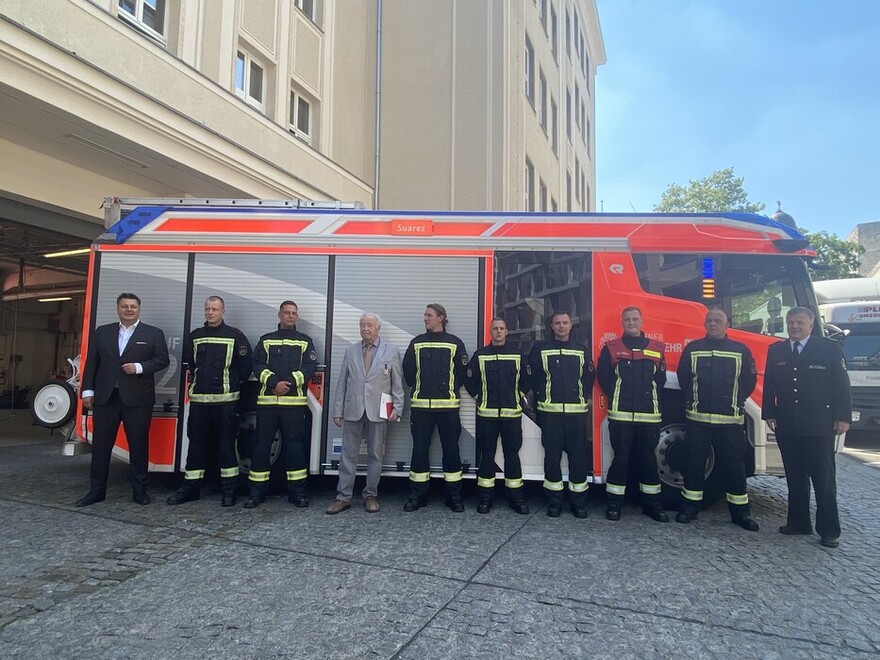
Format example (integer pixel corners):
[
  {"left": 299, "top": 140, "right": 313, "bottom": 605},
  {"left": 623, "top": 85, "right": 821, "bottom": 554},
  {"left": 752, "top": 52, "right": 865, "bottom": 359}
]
[{"left": 1, "top": 431, "right": 879, "bottom": 658}]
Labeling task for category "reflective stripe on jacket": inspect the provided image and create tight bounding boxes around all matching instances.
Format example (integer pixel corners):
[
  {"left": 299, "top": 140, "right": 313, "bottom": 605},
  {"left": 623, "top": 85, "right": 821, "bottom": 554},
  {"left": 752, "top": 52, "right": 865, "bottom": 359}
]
[
  {"left": 185, "top": 322, "right": 252, "bottom": 404},
  {"left": 597, "top": 335, "right": 666, "bottom": 423},
  {"left": 677, "top": 335, "right": 756, "bottom": 425},
  {"left": 254, "top": 326, "right": 318, "bottom": 406}
]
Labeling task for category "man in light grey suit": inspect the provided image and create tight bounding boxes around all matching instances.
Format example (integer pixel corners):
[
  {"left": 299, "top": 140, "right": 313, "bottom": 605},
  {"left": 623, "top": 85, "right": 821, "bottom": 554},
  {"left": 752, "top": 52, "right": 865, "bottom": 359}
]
[{"left": 327, "top": 313, "right": 404, "bottom": 514}]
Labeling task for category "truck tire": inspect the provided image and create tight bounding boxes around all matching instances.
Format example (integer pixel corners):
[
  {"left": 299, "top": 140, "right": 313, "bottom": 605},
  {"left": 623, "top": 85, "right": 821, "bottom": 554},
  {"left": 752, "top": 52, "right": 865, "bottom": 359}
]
[
  {"left": 30, "top": 379, "right": 76, "bottom": 428},
  {"left": 235, "top": 411, "right": 289, "bottom": 495},
  {"left": 655, "top": 391, "right": 724, "bottom": 509}
]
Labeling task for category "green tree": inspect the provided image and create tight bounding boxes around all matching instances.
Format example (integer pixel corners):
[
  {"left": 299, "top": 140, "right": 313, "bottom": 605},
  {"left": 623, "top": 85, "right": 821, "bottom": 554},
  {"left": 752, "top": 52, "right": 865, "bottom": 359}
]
[
  {"left": 798, "top": 228, "right": 863, "bottom": 280},
  {"left": 654, "top": 167, "right": 765, "bottom": 214}
]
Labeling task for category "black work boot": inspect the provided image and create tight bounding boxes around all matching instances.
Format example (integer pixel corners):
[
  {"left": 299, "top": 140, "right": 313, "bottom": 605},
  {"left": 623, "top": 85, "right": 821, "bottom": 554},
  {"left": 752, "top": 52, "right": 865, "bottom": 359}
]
[
  {"left": 445, "top": 480, "right": 464, "bottom": 513},
  {"left": 508, "top": 487, "right": 530, "bottom": 514},
  {"left": 404, "top": 480, "right": 429, "bottom": 511},
  {"left": 167, "top": 484, "right": 200, "bottom": 506},
  {"left": 288, "top": 481, "right": 309, "bottom": 507}
]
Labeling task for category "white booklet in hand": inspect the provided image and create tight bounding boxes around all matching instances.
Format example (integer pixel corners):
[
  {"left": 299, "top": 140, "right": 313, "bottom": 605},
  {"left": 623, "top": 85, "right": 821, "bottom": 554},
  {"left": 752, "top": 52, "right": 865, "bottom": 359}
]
[{"left": 379, "top": 392, "right": 394, "bottom": 419}]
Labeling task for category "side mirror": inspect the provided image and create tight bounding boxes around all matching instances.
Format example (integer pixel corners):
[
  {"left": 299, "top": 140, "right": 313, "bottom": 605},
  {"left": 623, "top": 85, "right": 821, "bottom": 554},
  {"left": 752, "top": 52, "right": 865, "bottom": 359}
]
[{"left": 824, "top": 323, "right": 849, "bottom": 343}]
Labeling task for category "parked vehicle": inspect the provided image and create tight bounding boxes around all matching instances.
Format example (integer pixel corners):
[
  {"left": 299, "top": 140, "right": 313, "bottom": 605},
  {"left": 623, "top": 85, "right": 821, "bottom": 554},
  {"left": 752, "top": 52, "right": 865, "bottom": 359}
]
[{"left": 72, "top": 198, "right": 821, "bottom": 503}]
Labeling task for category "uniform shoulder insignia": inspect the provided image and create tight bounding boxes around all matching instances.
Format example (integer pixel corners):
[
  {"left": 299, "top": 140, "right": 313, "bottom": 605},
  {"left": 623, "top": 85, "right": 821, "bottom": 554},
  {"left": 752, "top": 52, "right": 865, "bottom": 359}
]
[
  {"left": 461, "top": 353, "right": 469, "bottom": 365},
  {"left": 526, "top": 364, "right": 532, "bottom": 375},
  {"left": 309, "top": 350, "right": 317, "bottom": 361},
  {"left": 466, "top": 367, "right": 472, "bottom": 378},
  {"left": 238, "top": 345, "right": 249, "bottom": 356}
]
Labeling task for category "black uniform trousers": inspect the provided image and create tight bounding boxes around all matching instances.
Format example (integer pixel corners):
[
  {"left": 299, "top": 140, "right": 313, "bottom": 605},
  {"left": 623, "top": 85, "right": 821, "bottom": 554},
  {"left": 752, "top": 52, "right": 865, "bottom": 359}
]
[
  {"left": 408, "top": 409, "right": 462, "bottom": 500},
  {"left": 90, "top": 390, "right": 153, "bottom": 497},
  {"left": 476, "top": 417, "right": 524, "bottom": 500},
  {"left": 182, "top": 402, "right": 239, "bottom": 495},
  {"left": 606, "top": 420, "right": 662, "bottom": 510},
  {"left": 249, "top": 407, "right": 307, "bottom": 498},
  {"left": 681, "top": 423, "right": 750, "bottom": 519},
  {"left": 776, "top": 432, "right": 840, "bottom": 538},
  {"left": 540, "top": 412, "right": 589, "bottom": 508}
]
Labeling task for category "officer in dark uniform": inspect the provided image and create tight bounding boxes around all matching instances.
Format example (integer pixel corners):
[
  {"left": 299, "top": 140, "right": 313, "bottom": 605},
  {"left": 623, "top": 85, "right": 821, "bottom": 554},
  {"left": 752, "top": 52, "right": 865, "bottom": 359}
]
[
  {"left": 596, "top": 306, "right": 668, "bottom": 522},
  {"left": 244, "top": 300, "right": 318, "bottom": 509},
  {"left": 465, "top": 317, "right": 529, "bottom": 514},
  {"left": 527, "top": 310, "right": 595, "bottom": 518},
  {"left": 402, "top": 303, "right": 469, "bottom": 512},
  {"left": 762, "top": 306, "right": 851, "bottom": 548},
  {"left": 675, "top": 308, "right": 759, "bottom": 531},
  {"left": 167, "top": 296, "right": 252, "bottom": 507}
]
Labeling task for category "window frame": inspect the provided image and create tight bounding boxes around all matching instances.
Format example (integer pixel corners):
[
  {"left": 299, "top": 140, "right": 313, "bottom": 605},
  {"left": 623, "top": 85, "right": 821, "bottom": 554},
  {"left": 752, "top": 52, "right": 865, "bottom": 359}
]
[
  {"left": 235, "top": 50, "right": 266, "bottom": 113},
  {"left": 525, "top": 158, "right": 536, "bottom": 212},
  {"left": 289, "top": 89, "right": 313, "bottom": 145},
  {"left": 117, "top": 0, "right": 167, "bottom": 42},
  {"left": 525, "top": 35, "right": 535, "bottom": 106},
  {"left": 539, "top": 69, "right": 548, "bottom": 133},
  {"left": 294, "top": 0, "right": 316, "bottom": 22}
]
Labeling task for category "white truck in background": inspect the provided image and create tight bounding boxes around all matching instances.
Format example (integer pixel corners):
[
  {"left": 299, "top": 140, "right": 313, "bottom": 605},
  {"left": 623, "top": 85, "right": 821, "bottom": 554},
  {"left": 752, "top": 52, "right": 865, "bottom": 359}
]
[{"left": 814, "top": 278, "right": 880, "bottom": 437}]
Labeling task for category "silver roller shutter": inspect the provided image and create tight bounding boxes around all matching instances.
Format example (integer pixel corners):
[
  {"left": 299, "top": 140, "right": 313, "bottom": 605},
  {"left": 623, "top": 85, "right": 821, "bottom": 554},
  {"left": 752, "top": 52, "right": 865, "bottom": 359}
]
[
  {"left": 95, "top": 252, "right": 188, "bottom": 411},
  {"left": 328, "top": 255, "right": 480, "bottom": 474}
]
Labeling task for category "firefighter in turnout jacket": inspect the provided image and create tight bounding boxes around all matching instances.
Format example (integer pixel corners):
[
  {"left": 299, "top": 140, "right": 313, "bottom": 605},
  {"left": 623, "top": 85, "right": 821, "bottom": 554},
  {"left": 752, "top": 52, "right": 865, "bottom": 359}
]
[
  {"left": 402, "top": 303, "right": 469, "bottom": 512},
  {"left": 167, "top": 296, "right": 252, "bottom": 507},
  {"left": 527, "top": 311, "right": 595, "bottom": 518},
  {"left": 244, "top": 301, "right": 318, "bottom": 509},
  {"left": 675, "top": 308, "right": 759, "bottom": 531},
  {"left": 596, "top": 306, "right": 668, "bottom": 522},
  {"left": 465, "top": 317, "right": 529, "bottom": 515}
]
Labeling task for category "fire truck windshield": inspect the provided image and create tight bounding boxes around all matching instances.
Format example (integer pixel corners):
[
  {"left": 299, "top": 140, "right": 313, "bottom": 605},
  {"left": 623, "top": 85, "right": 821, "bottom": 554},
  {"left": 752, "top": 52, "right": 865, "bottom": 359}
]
[{"left": 633, "top": 253, "right": 814, "bottom": 339}]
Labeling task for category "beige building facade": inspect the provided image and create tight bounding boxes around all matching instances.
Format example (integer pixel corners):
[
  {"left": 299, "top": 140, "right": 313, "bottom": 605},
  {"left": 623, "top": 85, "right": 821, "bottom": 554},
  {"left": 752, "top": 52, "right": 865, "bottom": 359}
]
[
  {"left": 0, "top": 0, "right": 602, "bottom": 390},
  {"left": 379, "top": 0, "right": 604, "bottom": 212}
]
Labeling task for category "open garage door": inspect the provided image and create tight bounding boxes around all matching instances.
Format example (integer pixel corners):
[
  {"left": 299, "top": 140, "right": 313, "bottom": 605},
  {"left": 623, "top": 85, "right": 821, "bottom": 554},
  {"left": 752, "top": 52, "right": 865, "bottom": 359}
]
[{"left": 0, "top": 202, "right": 98, "bottom": 411}]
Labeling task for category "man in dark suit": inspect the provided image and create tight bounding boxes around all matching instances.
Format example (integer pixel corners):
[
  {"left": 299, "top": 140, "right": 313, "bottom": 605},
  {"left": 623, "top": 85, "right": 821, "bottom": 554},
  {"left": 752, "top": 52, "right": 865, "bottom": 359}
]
[
  {"left": 762, "top": 306, "right": 851, "bottom": 548},
  {"left": 76, "top": 293, "right": 169, "bottom": 506}
]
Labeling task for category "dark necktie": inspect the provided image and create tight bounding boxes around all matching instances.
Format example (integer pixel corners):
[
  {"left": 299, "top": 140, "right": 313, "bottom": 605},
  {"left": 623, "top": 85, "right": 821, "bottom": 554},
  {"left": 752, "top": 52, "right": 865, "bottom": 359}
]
[{"left": 793, "top": 341, "right": 801, "bottom": 357}]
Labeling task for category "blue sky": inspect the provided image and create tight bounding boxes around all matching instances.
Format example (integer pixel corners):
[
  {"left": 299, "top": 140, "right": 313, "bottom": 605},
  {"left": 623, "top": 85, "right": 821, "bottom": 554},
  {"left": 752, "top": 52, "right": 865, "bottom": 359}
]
[{"left": 595, "top": 1, "right": 880, "bottom": 236}]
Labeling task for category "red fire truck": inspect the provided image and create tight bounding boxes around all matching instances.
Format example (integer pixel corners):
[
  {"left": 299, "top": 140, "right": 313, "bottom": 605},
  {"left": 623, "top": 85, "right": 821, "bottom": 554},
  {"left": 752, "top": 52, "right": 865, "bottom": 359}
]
[{"left": 68, "top": 198, "right": 822, "bottom": 503}]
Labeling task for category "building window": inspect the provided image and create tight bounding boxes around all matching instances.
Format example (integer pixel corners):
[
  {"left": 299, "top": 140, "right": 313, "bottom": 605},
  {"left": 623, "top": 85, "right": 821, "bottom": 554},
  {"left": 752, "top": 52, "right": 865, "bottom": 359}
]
[
  {"left": 525, "top": 159, "right": 535, "bottom": 212},
  {"left": 539, "top": 70, "right": 547, "bottom": 133},
  {"left": 289, "top": 89, "right": 313, "bottom": 144},
  {"left": 585, "top": 181, "right": 591, "bottom": 211},
  {"left": 294, "top": 0, "right": 315, "bottom": 21},
  {"left": 550, "top": 7, "right": 558, "bottom": 62},
  {"left": 581, "top": 100, "right": 586, "bottom": 145},
  {"left": 118, "top": 0, "right": 166, "bottom": 38},
  {"left": 551, "top": 197, "right": 558, "bottom": 212},
  {"left": 566, "top": 88, "right": 572, "bottom": 143},
  {"left": 551, "top": 98, "right": 558, "bottom": 154},
  {"left": 235, "top": 50, "right": 265, "bottom": 112},
  {"left": 584, "top": 49, "right": 591, "bottom": 93},
  {"left": 566, "top": 172, "right": 572, "bottom": 211},
  {"left": 586, "top": 116, "right": 591, "bottom": 155},
  {"left": 575, "top": 159, "right": 580, "bottom": 203},
  {"left": 539, "top": 179, "right": 548, "bottom": 212},
  {"left": 574, "top": 10, "right": 580, "bottom": 61},
  {"left": 581, "top": 173, "right": 587, "bottom": 211},
  {"left": 540, "top": 0, "right": 547, "bottom": 32},
  {"left": 525, "top": 36, "right": 535, "bottom": 105},
  {"left": 574, "top": 86, "right": 580, "bottom": 130},
  {"left": 565, "top": 9, "right": 571, "bottom": 60}
]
